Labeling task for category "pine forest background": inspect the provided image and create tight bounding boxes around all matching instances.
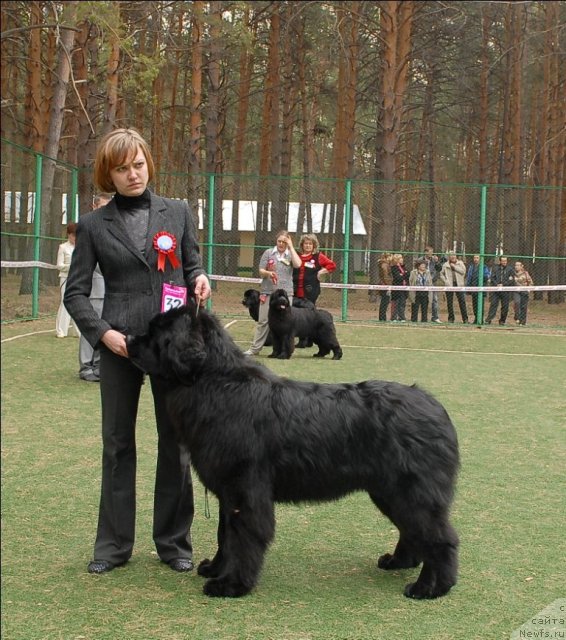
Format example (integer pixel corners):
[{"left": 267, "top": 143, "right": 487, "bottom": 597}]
[{"left": 1, "top": 1, "right": 565, "bottom": 310}]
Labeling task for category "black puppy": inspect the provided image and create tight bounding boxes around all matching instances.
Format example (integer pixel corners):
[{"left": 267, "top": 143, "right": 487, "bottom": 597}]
[
  {"left": 268, "top": 288, "right": 342, "bottom": 360},
  {"left": 127, "top": 304, "right": 459, "bottom": 600}
]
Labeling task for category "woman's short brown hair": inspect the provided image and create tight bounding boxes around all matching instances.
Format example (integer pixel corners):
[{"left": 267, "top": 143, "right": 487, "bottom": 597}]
[
  {"left": 66, "top": 222, "right": 77, "bottom": 236},
  {"left": 93, "top": 128, "right": 155, "bottom": 193},
  {"left": 299, "top": 233, "right": 319, "bottom": 252}
]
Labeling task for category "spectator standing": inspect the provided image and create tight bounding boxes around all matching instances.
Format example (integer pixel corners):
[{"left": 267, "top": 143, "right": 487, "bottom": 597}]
[
  {"left": 243, "top": 230, "right": 301, "bottom": 355},
  {"left": 485, "top": 255, "right": 515, "bottom": 325},
  {"left": 64, "top": 128, "right": 211, "bottom": 575},
  {"left": 292, "top": 233, "right": 336, "bottom": 305},
  {"left": 78, "top": 192, "right": 113, "bottom": 382},
  {"left": 390, "top": 253, "right": 408, "bottom": 322},
  {"left": 55, "top": 222, "right": 80, "bottom": 338},
  {"left": 418, "top": 245, "right": 442, "bottom": 323},
  {"left": 466, "top": 254, "right": 491, "bottom": 324},
  {"left": 513, "top": 261, "right": 533, "bottom": 325},
  {"left": 440, "top": 252, "right": 469, "bottom": 323},
  {"left": 377, "top": 252, "right": 393, "bottom": 321},
  {"left": 409, "top": 260, "right": 433, "bottom": 322}
]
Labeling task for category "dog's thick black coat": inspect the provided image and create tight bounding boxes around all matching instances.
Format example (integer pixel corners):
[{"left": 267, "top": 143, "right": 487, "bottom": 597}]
[
  {"left": 268, "top": 288, "right": 342, "bottom": 359},
  {"left": 127, "top": 304, "right": 459, "bottom": 600},
  {"left": 241, "top": 289, "right": 317, "bottom": 349}
]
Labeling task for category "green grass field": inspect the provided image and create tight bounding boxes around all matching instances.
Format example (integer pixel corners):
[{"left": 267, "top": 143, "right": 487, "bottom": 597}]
[{"left": 1, "top": 316, "right": 565, "bottom": 640}]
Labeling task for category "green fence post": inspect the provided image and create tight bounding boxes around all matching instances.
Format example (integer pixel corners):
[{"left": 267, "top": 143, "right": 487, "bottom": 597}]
[
  {"left": 32, "top": 153, "right": 43, "bottom": 319},
  {"left": 70, "top": 167, "right": 79, "bottom": 222},
  {"left": 342, "top": 180, "right": 352, "bottom": 321},
  {"left": 206, "top": 174, "right": 215, "bottom": 310},
  {"left": 478, "top": 184, "right": 487, "bottom": 324}
]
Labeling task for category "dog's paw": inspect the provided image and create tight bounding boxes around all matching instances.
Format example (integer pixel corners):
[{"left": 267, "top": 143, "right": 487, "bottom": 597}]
[
  {"left": 203, "top": 578, "right": 251, "bottom": 598},
  {"left": 403, "top": 580, "right": 451, "bottom": 600},
  {"left": 378, "top": 553, "right": 420, "bottom": 570},
  {"left": 197, "top": 558, "right": 218, "bottom": 578}
]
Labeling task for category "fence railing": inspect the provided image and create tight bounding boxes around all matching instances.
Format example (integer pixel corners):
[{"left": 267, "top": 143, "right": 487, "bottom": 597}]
[{"left": 1, "top": 138, "right": 564, "bottom": 326}]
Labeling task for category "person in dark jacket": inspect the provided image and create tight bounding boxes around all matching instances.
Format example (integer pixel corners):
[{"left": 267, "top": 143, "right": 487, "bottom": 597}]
[
  {"left": 64, "top": 128, "right": 211, "bottom": 575},
  {"left": 292, "top": 233, "right": 336, "bottom": 305},
  {"left": 465, "top": 254, "right": 491, "bottom": 324},
  {"left": 390, "top": 253, "right": 409, "bottom": 321},
  {"left": 485, "top": 255, "right": 515, "bottom": 325},
  {"left": 376, "top": 252, "right": 393, "bottom": 321}
]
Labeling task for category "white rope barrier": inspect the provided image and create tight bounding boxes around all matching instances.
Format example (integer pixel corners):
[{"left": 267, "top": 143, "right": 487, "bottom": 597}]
[
  {"left": 2, "top": 261, "right": 565, "bottom": 292},
  {"left": 1, "top": 260, "right": 58, "bottom": 270}
]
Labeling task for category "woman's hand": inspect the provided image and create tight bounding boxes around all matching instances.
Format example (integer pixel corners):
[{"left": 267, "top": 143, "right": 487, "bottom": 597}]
[
  {"left": 194, "top": 274, "right": 212, "bottom": 306},
  {"left": 101, "top": 329, "right": 128, "bottom": 357}
]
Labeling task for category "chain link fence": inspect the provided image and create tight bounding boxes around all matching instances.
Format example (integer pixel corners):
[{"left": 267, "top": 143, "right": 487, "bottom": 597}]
[{"left": 2, "top": 138, "right": 565, "bottom": 327}]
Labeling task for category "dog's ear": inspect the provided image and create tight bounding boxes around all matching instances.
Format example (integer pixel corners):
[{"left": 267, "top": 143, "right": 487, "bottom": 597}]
[{"left": 168, "top": 308, "right": 207, "bottom": 379}]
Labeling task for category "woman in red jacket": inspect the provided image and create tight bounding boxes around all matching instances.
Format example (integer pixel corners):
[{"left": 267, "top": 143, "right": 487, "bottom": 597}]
[{"left": 292, "top": 233, "right": 336, "bottom": 305}]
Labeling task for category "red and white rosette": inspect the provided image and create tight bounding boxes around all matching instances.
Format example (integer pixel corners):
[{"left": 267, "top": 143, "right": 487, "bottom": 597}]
[{"left": 153, "top": 231, "right": 181, "bottom": 272}]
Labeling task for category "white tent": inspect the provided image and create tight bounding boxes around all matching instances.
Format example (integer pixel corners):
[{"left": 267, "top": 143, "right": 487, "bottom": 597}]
[{"left": 197, "top": 200, "right": 366, "bottom": 235}]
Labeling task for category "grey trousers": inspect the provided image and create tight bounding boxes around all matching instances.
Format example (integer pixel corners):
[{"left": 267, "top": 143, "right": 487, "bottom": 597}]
[
  {"left": 93, "top": 348, "right": 194, "bottom": 565},
  {"left": 79, "top": 298, "right": 103, "bottom": 375}
]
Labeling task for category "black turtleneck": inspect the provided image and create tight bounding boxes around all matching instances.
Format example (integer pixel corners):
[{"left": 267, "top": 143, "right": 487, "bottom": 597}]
[{"left": 114, "top": 189, "right": 151, "bottom": 255}]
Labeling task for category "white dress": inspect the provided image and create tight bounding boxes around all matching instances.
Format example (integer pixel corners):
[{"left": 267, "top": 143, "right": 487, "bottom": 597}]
[{"left": 55, "top": 240, "right": 80, "bottom": 337}]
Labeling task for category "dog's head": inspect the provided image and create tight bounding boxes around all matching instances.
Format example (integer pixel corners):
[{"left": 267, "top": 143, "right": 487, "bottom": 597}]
[
  {"left": 242, "top": 289, "right": 261, "bottom": 321},
  {"left": 269, "top": 288, "right": 291, "bottom": 311},
  {"left": 127, "top": 302, "right": 207, "bottom": 382}
]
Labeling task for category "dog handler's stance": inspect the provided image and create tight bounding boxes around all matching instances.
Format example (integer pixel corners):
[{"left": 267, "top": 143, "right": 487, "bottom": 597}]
[
  {"left": 243, "top": 230, "right": 301, "bottom": 356},
  {"left": 64, "top": 128, "right": 211, "bottom": 574}
]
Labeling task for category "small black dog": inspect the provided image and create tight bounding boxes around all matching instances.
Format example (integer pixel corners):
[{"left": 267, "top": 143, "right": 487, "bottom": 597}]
[{"left": 268, "top": 288, "right": 342, "bottom": 360}]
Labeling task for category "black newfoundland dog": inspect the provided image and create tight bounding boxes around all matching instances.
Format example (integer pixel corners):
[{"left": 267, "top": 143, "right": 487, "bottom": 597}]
[
  {"left": 241, "top": 289, "right": 317, "bottom": 349},
  {"left": 127, "top": 303, "right": 459, "bottom": 600},
  {"left": 268, "top": 288, "right": 343, "bottom": 360}
]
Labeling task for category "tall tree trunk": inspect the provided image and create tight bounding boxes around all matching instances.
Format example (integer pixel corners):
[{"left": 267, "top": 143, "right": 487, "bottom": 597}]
[
  {"left": 544, "top": 2, "right": 565, "bottom": 303},
  {"left": 277, "top": 5, "right": 298, "bottom": 231},
  {"left": 205, "top": 1, "right": 225, "bottom": 279},
  {"left": 39, "top": 2, "right": 77, "bottom": 284},
  {"left": 75, "top": 20, "right": 99, "bottom": 212},
  {"left": 328, "top": 1, "right": 359, "bottom": 282},
  {"left": 164, "top": 8, "right": 184, "bottom": 194},
  {"left": 256, "top": 5, "right": 281, "bottom": 265},
  {"left": 187, "top": 0, "right": 204, "bottom": 211},
  {"left": 373, "top": 0, "right": 414, "bottom": 253},
  {"left": 229, "top": 6, "right": 255, "bottom": 275},
  {"left": 102, "top": 7, "right": 120, "bottom": 135},
  {"left": 478, "top": 6, "right": 491, "bottom": 184},
  {"left": 500, "top": 2, "right": 526, "bottom": 257}
]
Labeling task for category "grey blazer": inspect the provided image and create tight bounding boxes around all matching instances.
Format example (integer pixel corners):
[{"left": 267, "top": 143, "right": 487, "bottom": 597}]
[{"left": 64, "top": 191, "right": 205, "bottom": 348}]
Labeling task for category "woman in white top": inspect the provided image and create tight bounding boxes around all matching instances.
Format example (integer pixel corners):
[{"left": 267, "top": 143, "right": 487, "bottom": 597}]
[{"left": 55, "top": 222, "right": 79, "bottom": 337}]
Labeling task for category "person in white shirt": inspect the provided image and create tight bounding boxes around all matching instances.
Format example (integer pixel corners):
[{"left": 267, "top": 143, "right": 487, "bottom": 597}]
[{"left": 55, "top": 222, "right": 79, "bottom": 337}]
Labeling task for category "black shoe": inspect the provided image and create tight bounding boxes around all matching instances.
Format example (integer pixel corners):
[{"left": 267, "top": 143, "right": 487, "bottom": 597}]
[
  {"left": 87, "top": 560, "right": 116, "bottom": 574},
  {"left": 167, "top": 558, "right": 194, "bottom": 572}
]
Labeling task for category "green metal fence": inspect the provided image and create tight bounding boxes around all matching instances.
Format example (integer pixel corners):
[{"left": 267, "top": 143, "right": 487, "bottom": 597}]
[{"left": 1, "top": 138, "right": 565, "bottom": 326}]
